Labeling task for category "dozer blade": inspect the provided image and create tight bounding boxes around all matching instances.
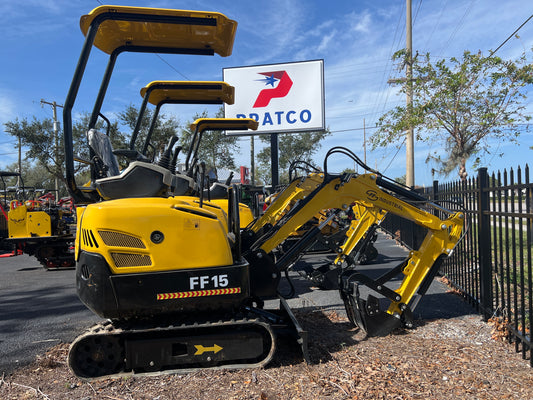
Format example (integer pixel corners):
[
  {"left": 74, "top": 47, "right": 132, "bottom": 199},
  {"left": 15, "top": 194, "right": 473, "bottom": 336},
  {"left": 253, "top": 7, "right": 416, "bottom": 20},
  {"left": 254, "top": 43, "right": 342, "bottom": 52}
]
[{"left": 341, "top": 281, "right": 403, "bottom": 337}]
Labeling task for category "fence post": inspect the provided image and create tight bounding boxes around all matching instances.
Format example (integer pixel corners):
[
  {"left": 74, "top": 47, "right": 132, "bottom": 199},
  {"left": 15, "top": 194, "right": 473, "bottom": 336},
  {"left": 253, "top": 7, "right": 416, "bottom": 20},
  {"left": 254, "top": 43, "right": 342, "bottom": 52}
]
[
  {"left": 478, "top": 167, "right": 493, "bottom": 320},
  {"left": 433, "top": 180, "right": 439, "bottom": 217},
  {"left": 527, "top": 165, "right": 533, "bottom": 246}
]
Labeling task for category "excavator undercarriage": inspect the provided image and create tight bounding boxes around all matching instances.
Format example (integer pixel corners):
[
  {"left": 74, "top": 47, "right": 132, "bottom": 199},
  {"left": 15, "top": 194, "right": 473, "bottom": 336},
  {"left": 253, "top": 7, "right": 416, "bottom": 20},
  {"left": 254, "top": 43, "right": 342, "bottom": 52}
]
[{"left": 69, "top": 299, "right": 306, "bottom": 380}]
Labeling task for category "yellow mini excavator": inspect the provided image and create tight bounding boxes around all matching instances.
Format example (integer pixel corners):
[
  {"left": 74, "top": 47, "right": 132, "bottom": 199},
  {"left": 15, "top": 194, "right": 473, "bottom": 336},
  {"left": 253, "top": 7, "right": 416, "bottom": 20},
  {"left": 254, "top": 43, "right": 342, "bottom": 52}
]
[
  {"left": 129, "top": 80, "right": 235, "bottom": 161},
  {"left": 0, "top": 171, "right": 75, "bottom": 269},
  {"left": 63, "top": 6, "right": 464, "bottom": 380}
]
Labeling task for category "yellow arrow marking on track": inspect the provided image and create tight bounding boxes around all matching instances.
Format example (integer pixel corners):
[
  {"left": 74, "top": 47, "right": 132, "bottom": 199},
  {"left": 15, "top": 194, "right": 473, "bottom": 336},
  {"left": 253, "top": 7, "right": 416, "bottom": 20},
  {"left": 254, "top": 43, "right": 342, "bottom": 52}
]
[{"left": 194, "top": 344, "right": 223, "bottom": 355}]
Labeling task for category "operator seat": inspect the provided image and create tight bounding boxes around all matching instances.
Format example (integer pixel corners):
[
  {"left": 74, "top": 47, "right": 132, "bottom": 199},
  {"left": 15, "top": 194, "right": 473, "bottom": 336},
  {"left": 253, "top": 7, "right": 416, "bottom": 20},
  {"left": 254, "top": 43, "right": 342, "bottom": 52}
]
[
  {"left": 204, "top": 181, "right": 230, "bottom": 199},
  {"left": 171, "top": 173, "right": 196, "bottom": 196},
  {"left": 95, "top": 161, "right": 174, "bottom": 200},
  {"left": 96, "top": 164, "right": 198, "bottom": 200},
  {"left": 88, "top": 129, "right": 197, "bottom": 200},
  {"left": 87, "top": 129, "right": 120, "bottom": 177}
]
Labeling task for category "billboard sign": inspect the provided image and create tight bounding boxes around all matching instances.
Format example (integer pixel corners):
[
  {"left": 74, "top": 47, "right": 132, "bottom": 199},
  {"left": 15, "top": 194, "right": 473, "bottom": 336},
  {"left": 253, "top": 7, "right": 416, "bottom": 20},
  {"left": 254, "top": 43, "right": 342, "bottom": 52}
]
[{"left": 223, "top": 60, "right": 324, "bottom": 135}]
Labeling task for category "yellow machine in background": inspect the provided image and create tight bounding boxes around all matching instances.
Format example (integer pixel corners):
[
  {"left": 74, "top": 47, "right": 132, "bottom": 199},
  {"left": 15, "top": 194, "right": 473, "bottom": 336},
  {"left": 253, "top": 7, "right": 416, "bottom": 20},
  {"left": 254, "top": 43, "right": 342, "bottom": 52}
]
[
  {"left": 0, "top": 171, "right": 75, "bottom": 269},
  {"left": 62, "top": 6, "right": 464, "bottom": 380},
  {"left": 129, "top": 79, "right": 235, "bottom": 162},
  {"left": 8, "top": 201, "right": 52, "bottom": 237},
  {"left": 6, "top": 199, "right": 75, "bottom": 269},
  {"left": 186, "top": 118, "right": 257, "bottom": 228},
  {"left": 246, "top": 169, "right": 385, "bottom": 277}
]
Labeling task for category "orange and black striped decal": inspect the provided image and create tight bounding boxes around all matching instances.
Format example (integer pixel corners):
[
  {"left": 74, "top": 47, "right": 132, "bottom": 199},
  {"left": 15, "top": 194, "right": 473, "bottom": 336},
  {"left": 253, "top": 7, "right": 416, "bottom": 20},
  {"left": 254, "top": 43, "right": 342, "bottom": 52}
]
[{"left": 156, "top": 287, "right": 241, "bottom": 300}]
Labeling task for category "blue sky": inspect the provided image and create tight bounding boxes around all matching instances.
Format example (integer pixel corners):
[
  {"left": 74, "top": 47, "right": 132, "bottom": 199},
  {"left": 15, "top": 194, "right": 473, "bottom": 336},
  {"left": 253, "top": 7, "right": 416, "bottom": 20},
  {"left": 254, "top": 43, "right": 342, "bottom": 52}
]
[{"left": 1, "top": 0, "right": 532, "bottom": 187}]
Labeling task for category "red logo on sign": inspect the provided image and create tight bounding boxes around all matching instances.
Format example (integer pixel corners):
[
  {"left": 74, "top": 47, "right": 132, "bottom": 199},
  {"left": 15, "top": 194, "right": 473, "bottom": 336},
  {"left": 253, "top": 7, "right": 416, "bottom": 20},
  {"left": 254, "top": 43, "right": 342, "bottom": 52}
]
[{"left": 253, "top": 71, "right": 293, "bottom": 108}]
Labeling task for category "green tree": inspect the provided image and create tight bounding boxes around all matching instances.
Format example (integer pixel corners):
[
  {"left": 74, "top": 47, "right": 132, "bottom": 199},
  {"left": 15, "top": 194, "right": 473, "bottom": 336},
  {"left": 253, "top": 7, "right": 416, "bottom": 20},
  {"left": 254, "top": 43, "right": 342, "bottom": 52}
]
[
  {"left": 394, "top": 174, "right": 406, "bottom": 185},
  {"left": 4, "top": 117, "right": 73, "bottom": 196},
  {"left": 76, "top": 112, "right": 126, "bottom": 158},
  {"left": 372, "top": 49, "right": 533, "bottom": 181},
  {"left": 256, "top": 129, "right": 331, "bottom": 184},
  {"left": 3, "top": 104, "right": 181, "bottom": 195},
  {"left": 179, "top": 108, "right": 240, "bottom": 173},
  {"left": 4, "top": 117, "right": 62, "bottom": 183},
  {"left": 4, "top": 114, "right": 124, "bottom": 195}
]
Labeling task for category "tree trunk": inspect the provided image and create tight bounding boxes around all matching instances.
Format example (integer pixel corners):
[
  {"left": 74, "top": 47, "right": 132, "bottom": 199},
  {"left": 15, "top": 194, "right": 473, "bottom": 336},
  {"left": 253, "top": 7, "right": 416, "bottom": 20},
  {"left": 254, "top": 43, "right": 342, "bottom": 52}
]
[{"left": 459, "top": 158, "right": 468, "bottom": 182}]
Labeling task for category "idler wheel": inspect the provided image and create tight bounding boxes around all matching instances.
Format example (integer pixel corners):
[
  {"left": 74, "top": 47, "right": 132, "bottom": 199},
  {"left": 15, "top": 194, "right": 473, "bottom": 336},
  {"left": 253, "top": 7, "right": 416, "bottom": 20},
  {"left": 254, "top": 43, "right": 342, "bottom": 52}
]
[{"left": 69, "top": 335, "right": 125, "bottom": 379}]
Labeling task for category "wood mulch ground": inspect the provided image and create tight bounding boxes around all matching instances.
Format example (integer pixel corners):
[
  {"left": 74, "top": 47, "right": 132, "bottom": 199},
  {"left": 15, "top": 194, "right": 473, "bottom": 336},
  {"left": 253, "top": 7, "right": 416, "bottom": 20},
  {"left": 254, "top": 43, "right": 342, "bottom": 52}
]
[{"left": 1, "top": 305, "right": 531, "bottom": 400}]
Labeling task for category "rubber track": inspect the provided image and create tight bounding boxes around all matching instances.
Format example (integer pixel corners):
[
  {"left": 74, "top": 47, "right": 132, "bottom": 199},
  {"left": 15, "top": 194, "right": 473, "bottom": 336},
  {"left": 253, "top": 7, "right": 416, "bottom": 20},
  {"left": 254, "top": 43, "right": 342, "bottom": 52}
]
[{"left": 69, "top": 315, "right": 277, "bottom": 381}]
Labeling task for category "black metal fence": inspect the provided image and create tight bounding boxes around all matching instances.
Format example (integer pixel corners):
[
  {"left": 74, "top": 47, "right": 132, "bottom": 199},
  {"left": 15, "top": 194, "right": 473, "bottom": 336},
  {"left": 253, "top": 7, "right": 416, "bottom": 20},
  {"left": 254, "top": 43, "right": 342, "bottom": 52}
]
[{"left": 381, "top": 166, "right": 532, "bottom": 366}]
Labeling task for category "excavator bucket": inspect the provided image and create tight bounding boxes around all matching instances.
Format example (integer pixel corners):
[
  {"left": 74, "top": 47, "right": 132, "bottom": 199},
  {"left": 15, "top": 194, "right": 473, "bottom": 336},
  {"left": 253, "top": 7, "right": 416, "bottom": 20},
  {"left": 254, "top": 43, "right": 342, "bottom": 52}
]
[
  {"left": 340, "top": 251, "right": 449, "bottom": 337},
  {"left": 341, "top": 282, "right": 404, "bottom": 337}
]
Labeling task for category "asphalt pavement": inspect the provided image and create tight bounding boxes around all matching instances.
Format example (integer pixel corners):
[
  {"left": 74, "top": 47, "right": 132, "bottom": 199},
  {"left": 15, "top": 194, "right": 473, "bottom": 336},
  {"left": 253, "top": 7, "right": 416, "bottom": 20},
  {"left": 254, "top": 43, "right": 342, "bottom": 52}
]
[
  {"left": 0, "top": 233, "right": 477, "bottom": 376},
  {"left": 0, "top": 255, "right": 99, "bottom": 375}
]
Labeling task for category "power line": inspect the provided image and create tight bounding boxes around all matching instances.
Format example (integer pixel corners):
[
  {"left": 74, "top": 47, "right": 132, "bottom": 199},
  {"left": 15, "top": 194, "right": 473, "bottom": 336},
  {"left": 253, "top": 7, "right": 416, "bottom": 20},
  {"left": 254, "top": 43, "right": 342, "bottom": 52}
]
[
  {"left": 329, "top": 126, "right": 379, "bottom": 134},
  {"left": 327, "top": 59, "right": 392, "bottom": 70},
  {"left": 375, "top": 2, "right": 408, "bottom": 126},
  {"left": 489, "top": 14, "right": 533, "bottom": 56},
  {"left": 439, "top": 0, "right": 476, "bottom": 55},
  {"left": 154, "top": 54, "right": 190, "bottom": 80},
  {"left": 423, "top": 0, "right": 448, "bottom": 50},
  {"left": 327, "top": 66, "right": 393, "bottom": 78},
  {"left": 367, "top": 1, "right": 405, "bottom": 129},
  {"left": 413, "top": 0, "right": 423, "bottom": 27},
  {"left": 381, "top": 140, "right": 405, "bottom": 175}
]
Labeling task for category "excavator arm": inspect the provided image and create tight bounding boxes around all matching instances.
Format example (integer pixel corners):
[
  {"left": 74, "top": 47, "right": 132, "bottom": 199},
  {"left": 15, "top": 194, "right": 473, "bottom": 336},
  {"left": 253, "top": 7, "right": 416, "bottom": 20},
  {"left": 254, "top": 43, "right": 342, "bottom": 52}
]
[
  {"left": 333, "top": 203, "right": 387, "bottom": 266},
  {"left": 252, "top": 173, "right": 460, "bottom": 253},
  {"left": 248, "top": 172, "right": 324, "bottom": 234},
  {"left": 244, "top": 172, "right": 464, "bottom": 336},
  {"left": 245, "top": 171, "right": 383, "bottom": 266}
]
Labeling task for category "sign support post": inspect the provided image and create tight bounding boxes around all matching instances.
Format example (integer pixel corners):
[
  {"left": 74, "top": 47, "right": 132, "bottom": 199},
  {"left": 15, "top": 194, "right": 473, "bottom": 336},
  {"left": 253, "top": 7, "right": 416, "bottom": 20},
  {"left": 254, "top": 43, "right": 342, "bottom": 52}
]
[{"left": 270, "top": 134, "right": 279, "bottom": 188}]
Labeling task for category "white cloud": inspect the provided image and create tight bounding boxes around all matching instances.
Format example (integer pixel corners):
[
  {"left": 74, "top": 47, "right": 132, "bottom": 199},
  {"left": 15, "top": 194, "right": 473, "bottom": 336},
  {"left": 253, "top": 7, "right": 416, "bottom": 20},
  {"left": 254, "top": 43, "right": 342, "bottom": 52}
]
[
  {"left": 128, "top": 76, "right": 142, "bottom": 90},
  {"left": 235, "top": 0, "right": 306, "bottom": 64},
  {"left": 0, "top": 92, "right": 16, "bottom": 125},
  {"left": 316, "top": 30, "right": 337, "bottom": 53},
  {"left": 350, "top": 11, "right": 372, "bottom": 34}
]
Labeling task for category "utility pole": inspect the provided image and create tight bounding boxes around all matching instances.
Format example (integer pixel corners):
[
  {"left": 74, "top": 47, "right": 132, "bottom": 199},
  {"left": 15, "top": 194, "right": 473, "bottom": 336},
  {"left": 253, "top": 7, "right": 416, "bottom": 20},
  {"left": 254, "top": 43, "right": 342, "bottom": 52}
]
[
  {"left": 363, "top": 118, "right": 367, "bottom": 165},
  {"left": 405, "top": 0, "right": 415, "bottom": 187},
  {"left": 17, "top": 135, "right": 21, "bottom": 187},
  {"left": 40, "top": 99, "right": 63, "bottom": 196},
  {"left": 270, "top": 134, "right": 279, "bottom": 188}
]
